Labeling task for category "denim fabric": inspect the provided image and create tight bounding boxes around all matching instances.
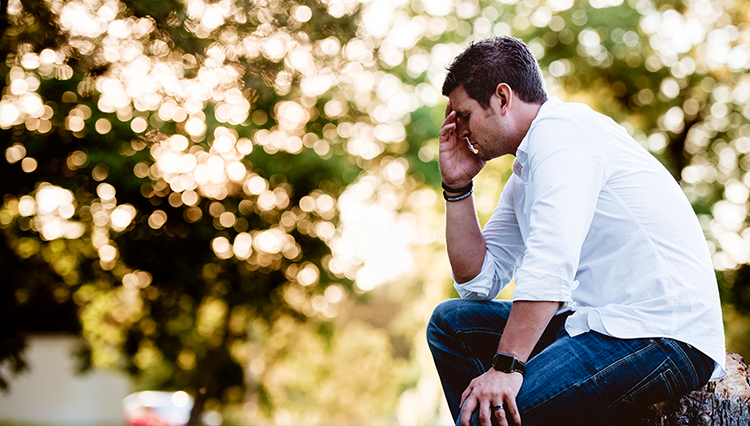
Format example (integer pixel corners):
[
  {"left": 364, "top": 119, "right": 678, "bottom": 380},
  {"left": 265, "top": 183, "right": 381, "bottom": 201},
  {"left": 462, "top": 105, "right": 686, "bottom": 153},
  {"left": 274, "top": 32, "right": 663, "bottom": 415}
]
[{"left": 427, "top": 299, "right": 714, "bottom": 426}]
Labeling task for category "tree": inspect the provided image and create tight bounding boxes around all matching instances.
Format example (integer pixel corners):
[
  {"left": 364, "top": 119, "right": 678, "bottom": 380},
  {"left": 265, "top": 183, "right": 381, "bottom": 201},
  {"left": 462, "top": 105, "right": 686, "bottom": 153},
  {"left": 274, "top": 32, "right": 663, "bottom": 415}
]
[
  {"left": 4, "top": 0, "right": 750, "bottom": 423},
  {"left": 0, "top": 0, "right": 395, "bottom": 422}
]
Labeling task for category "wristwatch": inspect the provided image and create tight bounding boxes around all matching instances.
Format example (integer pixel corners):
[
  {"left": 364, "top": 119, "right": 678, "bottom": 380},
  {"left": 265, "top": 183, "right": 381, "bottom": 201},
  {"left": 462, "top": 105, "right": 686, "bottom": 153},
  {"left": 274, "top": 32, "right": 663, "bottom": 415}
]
[{"left": 492, "top": 353, "right": 526, "bottom": 375}]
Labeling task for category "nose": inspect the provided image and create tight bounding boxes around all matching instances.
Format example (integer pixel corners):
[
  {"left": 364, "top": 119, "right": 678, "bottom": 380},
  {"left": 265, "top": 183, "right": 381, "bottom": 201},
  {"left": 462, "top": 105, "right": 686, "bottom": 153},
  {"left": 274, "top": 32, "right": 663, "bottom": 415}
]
[{"left": 456, "top": 118, "right": 470, "bottom": 140}]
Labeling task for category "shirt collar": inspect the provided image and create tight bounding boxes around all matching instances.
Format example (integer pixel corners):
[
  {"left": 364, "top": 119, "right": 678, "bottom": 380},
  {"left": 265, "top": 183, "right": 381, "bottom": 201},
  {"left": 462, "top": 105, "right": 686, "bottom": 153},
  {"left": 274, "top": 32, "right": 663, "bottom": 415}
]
[{"left": 513, "top": 96, "right": 563, "bottom": 179}]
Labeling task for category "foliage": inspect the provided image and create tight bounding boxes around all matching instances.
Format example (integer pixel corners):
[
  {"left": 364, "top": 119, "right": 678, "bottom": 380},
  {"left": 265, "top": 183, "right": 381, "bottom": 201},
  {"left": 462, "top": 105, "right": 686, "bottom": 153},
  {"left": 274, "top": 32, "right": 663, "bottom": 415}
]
[
  {"left": 0, "top": 0, "right": 406, "bottom": 422},
  {"left": 3, "top": 0, "right": 750, "bottom": 423}
]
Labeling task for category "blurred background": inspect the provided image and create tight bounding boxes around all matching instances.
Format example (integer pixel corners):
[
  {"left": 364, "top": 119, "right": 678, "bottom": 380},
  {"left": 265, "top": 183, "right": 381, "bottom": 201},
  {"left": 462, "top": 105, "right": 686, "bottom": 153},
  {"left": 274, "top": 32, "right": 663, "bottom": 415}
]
[{"left": 0, "top": 0, "right": 749, "bottom": 424}]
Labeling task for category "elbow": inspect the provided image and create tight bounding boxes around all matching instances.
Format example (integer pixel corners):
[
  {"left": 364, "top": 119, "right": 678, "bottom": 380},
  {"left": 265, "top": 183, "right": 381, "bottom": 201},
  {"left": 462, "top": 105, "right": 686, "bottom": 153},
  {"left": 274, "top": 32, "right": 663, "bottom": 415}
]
[
  {"left": 454, "top": 274, "right": 478, "bottom": 284},
  {"left": 449, "top": 256, "right": 486, "bottom": 284},
  {"left": 452, "top": 267, "right": 480, "bottom": 284}
]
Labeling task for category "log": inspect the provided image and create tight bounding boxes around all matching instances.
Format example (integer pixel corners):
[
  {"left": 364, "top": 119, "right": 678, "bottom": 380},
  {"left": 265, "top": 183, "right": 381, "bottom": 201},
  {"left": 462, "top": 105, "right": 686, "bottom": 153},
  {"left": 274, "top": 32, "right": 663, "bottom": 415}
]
[
  {"left": 662, "top": 391, "right": 750, "bottom": 425},
  {"left": 610, "top": 353, "right": 750, "bottom": 426}
]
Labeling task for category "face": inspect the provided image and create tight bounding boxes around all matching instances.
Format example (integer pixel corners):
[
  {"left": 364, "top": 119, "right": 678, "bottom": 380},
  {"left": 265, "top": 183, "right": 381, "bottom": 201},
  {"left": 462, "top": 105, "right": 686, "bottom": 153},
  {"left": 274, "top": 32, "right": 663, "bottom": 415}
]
[{"left": 448, "top": 86, "right": 518, "bottom": 160}]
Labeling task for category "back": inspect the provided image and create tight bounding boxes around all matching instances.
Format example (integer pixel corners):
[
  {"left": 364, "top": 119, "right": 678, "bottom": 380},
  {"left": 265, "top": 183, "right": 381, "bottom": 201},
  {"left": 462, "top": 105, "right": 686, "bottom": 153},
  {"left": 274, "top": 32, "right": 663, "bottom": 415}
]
[{"left": 535, "top": 100, "right": 725, "bottom": 378}]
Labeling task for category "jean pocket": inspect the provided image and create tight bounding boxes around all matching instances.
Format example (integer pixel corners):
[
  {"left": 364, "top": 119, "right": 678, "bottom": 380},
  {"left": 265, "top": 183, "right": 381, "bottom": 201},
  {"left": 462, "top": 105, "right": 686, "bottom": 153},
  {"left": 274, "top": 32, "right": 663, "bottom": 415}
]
[{"left": 608, "top": 357, "right": 681, "bottom": 413}]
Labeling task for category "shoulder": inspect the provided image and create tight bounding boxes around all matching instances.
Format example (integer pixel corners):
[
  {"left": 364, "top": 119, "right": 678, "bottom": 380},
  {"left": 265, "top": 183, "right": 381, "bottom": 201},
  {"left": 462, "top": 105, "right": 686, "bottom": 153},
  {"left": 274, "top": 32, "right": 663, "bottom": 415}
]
[
  {"left": 516, "top": 102, "right": 612, "bottom": 179},
  {"left": 528, "top": 102, "right": 593, "bottom": 142},
  {"left": 522, "top": 102, "right": 607, "bottom": 158}
]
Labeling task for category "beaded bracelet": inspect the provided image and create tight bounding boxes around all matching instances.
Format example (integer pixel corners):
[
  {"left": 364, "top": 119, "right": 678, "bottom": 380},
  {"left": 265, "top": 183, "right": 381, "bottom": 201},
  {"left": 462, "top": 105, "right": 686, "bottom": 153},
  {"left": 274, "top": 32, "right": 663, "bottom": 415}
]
[{"left": 443, "top": 188, "right": 473, "bottom": 202}]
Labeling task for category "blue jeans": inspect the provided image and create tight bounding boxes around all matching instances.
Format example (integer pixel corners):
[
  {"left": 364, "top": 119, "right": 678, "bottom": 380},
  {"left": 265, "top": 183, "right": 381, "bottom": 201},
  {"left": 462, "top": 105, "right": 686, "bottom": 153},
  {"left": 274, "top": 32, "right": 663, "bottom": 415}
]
[{"left": 426, "top": 299, "right": 714, "bottom": 426}]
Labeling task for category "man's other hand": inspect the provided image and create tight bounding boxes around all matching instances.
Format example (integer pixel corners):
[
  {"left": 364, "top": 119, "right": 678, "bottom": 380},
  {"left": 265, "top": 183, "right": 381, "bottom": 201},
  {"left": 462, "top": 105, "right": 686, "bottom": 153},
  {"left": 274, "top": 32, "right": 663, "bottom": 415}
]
[{"left": 459, "top": 369, "right": 523, "bottom": 426}]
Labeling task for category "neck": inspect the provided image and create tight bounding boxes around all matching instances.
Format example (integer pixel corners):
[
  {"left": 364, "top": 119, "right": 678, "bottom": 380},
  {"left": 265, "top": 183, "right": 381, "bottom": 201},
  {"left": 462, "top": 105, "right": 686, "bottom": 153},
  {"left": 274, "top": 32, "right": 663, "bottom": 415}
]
[
  {"left": 507, "top": 99, "right": 544, "bottom": 151},
  {"left": 516, "top": 100, "right": 544, "bottom": 137}
]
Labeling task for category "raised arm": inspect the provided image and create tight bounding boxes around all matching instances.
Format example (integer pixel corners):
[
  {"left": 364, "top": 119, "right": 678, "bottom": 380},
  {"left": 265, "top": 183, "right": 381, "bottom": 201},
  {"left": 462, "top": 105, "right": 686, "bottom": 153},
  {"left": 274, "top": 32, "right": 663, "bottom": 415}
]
[{"left": 439, "top": 101, "right": 487, "bottom": 283}]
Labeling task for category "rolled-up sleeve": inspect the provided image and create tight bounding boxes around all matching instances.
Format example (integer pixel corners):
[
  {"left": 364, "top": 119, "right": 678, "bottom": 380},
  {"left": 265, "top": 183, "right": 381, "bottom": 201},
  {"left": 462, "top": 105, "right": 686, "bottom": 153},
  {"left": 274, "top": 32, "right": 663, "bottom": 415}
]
[
  {"left": 513, "top": 268, "right": 579, "bottom": 302},
  {"left": 512, "top": 118, "right": 609, "bottom": 303},
  {"left": 453, "top": 251, "right": 502, "bottom": 300}
]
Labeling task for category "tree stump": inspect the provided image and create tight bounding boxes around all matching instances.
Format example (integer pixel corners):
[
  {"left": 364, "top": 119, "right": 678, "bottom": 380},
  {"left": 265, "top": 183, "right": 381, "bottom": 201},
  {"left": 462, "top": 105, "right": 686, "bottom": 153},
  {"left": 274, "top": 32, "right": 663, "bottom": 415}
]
[{"left": 610, "top": 353, "right": 750, "bottom": 425}]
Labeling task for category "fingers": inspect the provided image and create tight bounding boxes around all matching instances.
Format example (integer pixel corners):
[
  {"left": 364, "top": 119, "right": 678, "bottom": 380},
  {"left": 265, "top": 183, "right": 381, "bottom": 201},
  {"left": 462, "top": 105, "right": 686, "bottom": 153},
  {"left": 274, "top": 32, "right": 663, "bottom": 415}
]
[
  {"left": 492, "top": 403, "right": 509, "bottom": 426},
  {"left": 440, "top": 121, "right": 456, "bottom": 138},
  {"left": 460, "top": 385, "right": 472, "bottom": 407},
  {"left": 442, "top": 110, "right": 456, "bottom": 129},
  {"left": 460, "top": 394, "right": 520, "bottom": 426},
  {"left": 459, "top": 395, "right": 477, "bottom": 426},
  {"left": 440, "top": 101, "right": 458, "bottom": 144},
  {"left": 459, "top": 372, "right": 524, "bottom": 426},
  {"left": 440, "top": 113, "right": 457, "bottom": 152},
  {"left": 477, "top": 401, "right": 494, "bottom": 426},
  {"left": 442, "top": 99, "right": 456, "bottom": 128},
  {"left": 505, "top": 399, "right": 522, "bottom": 426},
  {"left": 491, "top": 400, "right": 521, "bottom": 426},
  {"left": 463, "top": 399, "right": 516, "bottom": 426}
]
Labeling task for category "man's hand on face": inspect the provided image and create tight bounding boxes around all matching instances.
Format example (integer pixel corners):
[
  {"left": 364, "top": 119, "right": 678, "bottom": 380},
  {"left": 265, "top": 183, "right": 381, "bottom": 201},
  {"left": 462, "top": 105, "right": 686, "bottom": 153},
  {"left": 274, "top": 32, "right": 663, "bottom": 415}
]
[
  {"left": 459, "top": 369, "right": 524, "bottom": 426},
  {"left": 439, "top": 101, "right": 486, "bottom": 189}
]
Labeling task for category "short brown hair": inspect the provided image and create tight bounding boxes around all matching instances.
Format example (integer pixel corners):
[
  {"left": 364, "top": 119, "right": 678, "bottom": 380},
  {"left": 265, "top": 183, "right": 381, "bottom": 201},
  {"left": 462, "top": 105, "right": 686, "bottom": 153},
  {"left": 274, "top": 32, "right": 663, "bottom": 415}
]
[{"left": 442, "top": 36, "right": 547, "bottom": 108}]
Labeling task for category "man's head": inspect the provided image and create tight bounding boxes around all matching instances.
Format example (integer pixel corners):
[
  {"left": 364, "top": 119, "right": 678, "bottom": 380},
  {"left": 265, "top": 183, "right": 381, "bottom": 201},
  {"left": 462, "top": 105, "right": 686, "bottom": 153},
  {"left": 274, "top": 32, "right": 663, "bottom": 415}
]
[{"left": 442, "top": 36, "right": 547, "bottom": 109}]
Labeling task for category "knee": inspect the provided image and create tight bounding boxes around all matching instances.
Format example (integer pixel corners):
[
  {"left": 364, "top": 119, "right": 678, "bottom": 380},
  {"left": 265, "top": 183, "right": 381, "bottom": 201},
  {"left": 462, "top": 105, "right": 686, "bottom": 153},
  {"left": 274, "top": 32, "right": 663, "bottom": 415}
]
[
  {"left": 427, "top": 298, "right": 478, "bottom": 346},
  {"left": 428, "top": 298, "right": 464, "bottom": 327},
  {"left": 426, "top": 299, "right": 460, "bottom": 346}
]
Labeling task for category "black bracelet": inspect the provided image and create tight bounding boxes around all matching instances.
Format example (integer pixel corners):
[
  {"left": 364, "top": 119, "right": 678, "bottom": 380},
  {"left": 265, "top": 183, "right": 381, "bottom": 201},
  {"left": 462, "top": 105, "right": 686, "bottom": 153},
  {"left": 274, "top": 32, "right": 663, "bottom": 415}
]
[
  {"left": 442, "top": 181, "right": 473, "bottom": 194},
  {"left": 443, "top": 188, "right": 473, "bottom": 202}
]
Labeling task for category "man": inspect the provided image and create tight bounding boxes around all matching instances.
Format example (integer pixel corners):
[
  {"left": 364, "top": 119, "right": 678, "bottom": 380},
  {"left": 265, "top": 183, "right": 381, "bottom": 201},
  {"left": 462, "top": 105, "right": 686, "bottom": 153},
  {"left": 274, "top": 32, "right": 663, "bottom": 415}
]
[{"left": 426, "top": 36, "right": 725, "bottom": 426}]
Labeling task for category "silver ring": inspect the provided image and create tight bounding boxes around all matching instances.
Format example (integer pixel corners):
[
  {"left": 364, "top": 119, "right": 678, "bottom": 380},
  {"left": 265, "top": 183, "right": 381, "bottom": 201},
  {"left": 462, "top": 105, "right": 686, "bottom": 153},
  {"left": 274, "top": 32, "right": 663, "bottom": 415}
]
[{"left": 493, "top": 404, "right": 504, "bottom": 411}]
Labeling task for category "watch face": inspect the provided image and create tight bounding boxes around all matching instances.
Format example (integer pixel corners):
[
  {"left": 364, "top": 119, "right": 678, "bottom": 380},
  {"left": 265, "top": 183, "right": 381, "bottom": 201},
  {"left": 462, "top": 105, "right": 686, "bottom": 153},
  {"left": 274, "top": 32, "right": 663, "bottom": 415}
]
[
  {"left": 492, "top": 353, "right": 525, "bottom": 374},
  {"left": 492, "top": 353, "right": 514, "bottom": 371}
]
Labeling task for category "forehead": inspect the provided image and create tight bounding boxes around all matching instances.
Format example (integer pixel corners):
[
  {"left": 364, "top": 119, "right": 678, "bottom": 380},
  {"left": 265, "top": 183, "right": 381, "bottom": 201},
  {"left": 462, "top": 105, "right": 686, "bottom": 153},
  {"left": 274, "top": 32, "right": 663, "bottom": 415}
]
[{"left": 448, "top": 86, "right": 480, "bottom": 112}]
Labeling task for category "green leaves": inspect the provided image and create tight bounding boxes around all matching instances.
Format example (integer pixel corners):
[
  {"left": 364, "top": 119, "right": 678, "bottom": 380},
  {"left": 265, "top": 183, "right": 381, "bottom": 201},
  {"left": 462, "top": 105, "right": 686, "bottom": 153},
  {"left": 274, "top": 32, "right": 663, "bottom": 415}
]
[{"left": 3, "top": 0, "right": 750, "bottom": 422}]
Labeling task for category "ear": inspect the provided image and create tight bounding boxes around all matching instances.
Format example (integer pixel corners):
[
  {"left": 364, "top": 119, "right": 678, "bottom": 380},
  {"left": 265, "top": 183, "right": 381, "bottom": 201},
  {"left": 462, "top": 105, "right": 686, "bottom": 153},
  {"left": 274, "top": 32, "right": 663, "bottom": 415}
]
[{"left": 495, "top": 83, "right": 512, "bottom": 113}]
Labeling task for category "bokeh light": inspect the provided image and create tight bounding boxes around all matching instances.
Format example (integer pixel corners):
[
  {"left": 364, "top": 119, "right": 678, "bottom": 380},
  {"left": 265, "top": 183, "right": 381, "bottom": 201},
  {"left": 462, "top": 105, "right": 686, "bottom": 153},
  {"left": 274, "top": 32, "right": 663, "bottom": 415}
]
[{"left": 5, "top": 0, "right": 750, "bottom": 424}]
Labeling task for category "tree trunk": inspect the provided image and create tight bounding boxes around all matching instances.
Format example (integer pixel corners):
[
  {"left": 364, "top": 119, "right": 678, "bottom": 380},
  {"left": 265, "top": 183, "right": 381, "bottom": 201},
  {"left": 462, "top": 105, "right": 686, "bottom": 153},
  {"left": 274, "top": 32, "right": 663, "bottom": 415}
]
[
  {"left": 661, "top": 391, "right": 750, "bottom": 425},
  {"left": 186, "top": 387, "right": 207, "bottom": 426},
  {"left": 635, "top": 353, "right": 750, "bottom": 426}
]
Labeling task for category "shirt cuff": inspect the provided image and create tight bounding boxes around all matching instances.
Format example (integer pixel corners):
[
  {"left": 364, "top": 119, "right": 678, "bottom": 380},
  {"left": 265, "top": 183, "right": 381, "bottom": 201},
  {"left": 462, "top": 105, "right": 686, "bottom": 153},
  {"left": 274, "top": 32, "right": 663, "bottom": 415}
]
[
  {"left": 452, "top": 251, "right": 502, "bottom": 300},
  {"left": 512, "top": 267, "right": 578, "bottom": 303}
]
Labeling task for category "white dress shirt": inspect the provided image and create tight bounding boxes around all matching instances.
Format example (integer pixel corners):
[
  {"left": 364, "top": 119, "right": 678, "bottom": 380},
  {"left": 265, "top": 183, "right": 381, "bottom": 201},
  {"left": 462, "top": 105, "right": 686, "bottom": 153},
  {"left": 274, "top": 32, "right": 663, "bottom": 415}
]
[{"left": 454, "top": 97, "right": 726, "bottom": 378}]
